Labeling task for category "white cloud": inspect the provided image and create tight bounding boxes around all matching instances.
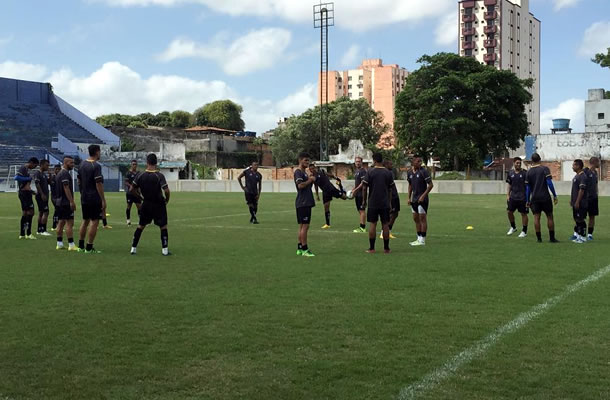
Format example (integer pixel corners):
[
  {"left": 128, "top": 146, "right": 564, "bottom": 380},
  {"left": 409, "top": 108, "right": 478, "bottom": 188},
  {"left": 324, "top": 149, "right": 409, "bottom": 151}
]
[
  {"left": 157, "top": 28, "right": 292, "bottom": 76},
  {"left": 0, "top": 60, "right": 314, "bottom": 133},
  {"left": 579, "top": 21, "right": 610, "bottom": 57},
  {"left": 340, "top": 44, "right": 360, "bottom": 68},
  {"left": 95, "top": 0, "right": 455, "bottom": 32},
  {"left": 552, "top": 0, "right": 582, "bottom": 11},
  {"left": 435, "top": 12, "right": 457, "bottom": 46},
  {"left": 540, "top": 98, "right": 585, "bottom": 133}
]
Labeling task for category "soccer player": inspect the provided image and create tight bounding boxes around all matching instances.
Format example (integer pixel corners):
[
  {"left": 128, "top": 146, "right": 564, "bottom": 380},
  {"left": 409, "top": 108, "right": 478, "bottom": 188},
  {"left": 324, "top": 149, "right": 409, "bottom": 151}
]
[
  {"left": 238, "top": 161, "right": 262, "bottom": 224},
  {"left": 381, "top": 159, "right": 399, "bottom": 239},
  {"left": 294, "top": 152, "right": 316, "bottom": 257},
  {"left": 310, "top": 164, "right": 347, "bottom": 229},
  {"left": 506, "top": 156, "right": 529, "bottom": 238},
  {"left": 130, "top": 153, "right": 171, "bottom": 256},
  {"left": 125, "top": 159, "right": 141, "bottom": 226},
  {"left": 585, "top": 157, "right": 600, "bottom": 240},
  {"left": 54, "top": 156, "right": 77, "bottom": 251},
  {"left": 33, "top": 159, "right": 52, "bottom": 236},
  {"left": 407, "top": 156, "right": 434, "bottom": 246},
  {"left": 525, "top": 153, "right": 559, "bottom": 243},
  {"left": 570, "top": 159, "right": 589, "bottom": 244},
  {"left": 351, "top": 156, "right": 368, "bottom": 233},
  {"left": 15, "top": 157, "right": 39, "bottom": 239},
  {"left": 362, "top": 152, "right": 394, "bottom": 254},
  {"left": 49, "top": 163, "right": 61, "bottom": 230},
  {"left": 77, "top": 144, "right": 106, "bottom": 254}
]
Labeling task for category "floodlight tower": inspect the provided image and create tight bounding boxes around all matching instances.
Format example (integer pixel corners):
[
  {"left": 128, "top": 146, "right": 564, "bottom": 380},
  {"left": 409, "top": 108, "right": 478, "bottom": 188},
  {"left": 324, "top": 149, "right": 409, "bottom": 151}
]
[{"left": 314, "top": 2, "right": 334, "bottom": 161}]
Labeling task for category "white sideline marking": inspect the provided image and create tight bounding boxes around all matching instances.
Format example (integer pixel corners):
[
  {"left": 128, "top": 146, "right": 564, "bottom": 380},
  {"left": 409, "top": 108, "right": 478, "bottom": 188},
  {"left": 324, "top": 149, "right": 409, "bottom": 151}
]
[
  {"left": 173, "top": 210, "right": 292, "bottom": 223},
  {"left": 397, "top": 263, "right": 610, "bottom": 400}
]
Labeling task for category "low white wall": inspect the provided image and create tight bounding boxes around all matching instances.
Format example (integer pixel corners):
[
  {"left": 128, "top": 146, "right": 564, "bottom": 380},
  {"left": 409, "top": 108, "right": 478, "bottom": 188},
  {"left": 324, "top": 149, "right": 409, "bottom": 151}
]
[{"left": 166, "top": 180, "right": 610, "bottom": 196}]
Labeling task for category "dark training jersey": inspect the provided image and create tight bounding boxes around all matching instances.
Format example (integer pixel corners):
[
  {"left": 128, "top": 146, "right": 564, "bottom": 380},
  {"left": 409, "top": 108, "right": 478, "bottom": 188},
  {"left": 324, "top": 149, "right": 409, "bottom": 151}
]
[
  {"left": 17, "top": 165, "right": 31, "bottom": 191},
  {"left": 243, "top": 167, "right": 262, "bottom": 194},
  {"left": 314, "top": 170, "right": 335, "bottom": 193},
  {"left": 525, "top": 165, "right": 552, "bottom": 202},
  {"left": 584, "top": 167, "right": 598, "bottom": 199},
  {"left": 571, "top": 172, "right": 588, "bottom": 208},
  {"left": 353, "top": 168, "right": 367, "bottom": 198},
  {"left": 133, "top": 170, "right": 168, "bottom": 205},
  {"left": 407, "top": 168, "right": 432, "bottom": 202},
  {"left": 78, "top": 160, "right": 104, "bottom": 204},
  {"left": 54, "top": 169, "right": 73, "bottom": 206},
  {"left": 294, "top": 169, "right": 315, "bottom": 208},
  {"left": 125, "top": 170, "right": 139, "bottom": 189},
  {"left": 33, "top": 170, "right": 49, "bottom": 197},
  {"left": 49, "top": 173, "right": 58, "bottom": 199},
  {"left": 363, "top": 166, "right": 394, "bottom": 209},
  {"left": 506, "top": 169, "right": 527, "bottom": 201}
]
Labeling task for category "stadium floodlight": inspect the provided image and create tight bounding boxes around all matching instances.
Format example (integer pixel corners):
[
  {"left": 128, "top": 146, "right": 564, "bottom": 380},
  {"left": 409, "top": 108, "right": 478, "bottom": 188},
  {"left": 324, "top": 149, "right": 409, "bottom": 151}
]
[{"left": 313, "top": 2, "right": 334, "bottom": 161}]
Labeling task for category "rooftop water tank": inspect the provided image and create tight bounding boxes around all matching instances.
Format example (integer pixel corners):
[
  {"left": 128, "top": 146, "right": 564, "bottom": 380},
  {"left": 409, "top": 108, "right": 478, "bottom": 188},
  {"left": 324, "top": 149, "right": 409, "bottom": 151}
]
[{"left": 552, "top": 119, "right": 570, "bottom": 130}]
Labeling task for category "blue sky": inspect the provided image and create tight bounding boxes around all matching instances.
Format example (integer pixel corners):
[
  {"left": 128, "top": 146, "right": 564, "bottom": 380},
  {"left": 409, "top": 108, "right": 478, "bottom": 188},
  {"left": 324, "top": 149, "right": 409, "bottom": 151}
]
[{"left": 0, "top": 0, "right": 608, "bottom": 134}]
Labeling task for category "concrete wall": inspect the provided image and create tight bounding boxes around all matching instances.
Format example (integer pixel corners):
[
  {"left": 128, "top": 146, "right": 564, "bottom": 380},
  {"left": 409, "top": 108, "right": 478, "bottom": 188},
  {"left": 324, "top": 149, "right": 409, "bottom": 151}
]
[
  {"left": 165, "top": 179, "right": 610, "bottom": 196},
  {"left": 585, "top": 89, "right": 610, "bottom": 133},
  {"left": 535, "top": 133, "right": 610, "bottom": 161}
]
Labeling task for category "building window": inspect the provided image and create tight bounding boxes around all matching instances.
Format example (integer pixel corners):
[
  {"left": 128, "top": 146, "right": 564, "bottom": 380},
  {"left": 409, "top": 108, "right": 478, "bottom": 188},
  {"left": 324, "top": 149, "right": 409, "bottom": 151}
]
[
  {"left": 599, "top": 113, "right": 606, "bottom": 120},
  {"left": 348, "top": 84, "right": 352, "bottom": 89},
  {"left": 348, "top": 76, "right": 352, "bottom": 81},
  {"left": 358, "top": 75, "right": 363, "bottom": 80},
  {"left": 359, "top": 92, "right": 363, "bottom": 97}
]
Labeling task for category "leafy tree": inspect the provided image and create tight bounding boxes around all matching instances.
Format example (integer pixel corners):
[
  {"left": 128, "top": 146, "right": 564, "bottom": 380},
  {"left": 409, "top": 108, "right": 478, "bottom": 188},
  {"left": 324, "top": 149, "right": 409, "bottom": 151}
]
[
  {"left": 170, "top": 110, "right": 192, "bottom": 128},
  {"left": 136, "top": 113, "right": 156, "bottom": 126},
  {"left": 96, "top": 113, "right": 135, "bottom": 127},
  {"left": 592, "top": 48, "right": 610, "bottom": 69},
  {"left": 127, "top": 120, "right": 147, "bottom": 128},
  {"left": 394, "top": 53, "right": 533, "bottom": 170},
  {"left": 193, "top": 100, "right": 245, "bottom": 131},
  {"left": 155, "top": 111, "right": 171, "bottom": 127},
  {"left": 270, "top": 97, "right": 389, "bottom": 166}
]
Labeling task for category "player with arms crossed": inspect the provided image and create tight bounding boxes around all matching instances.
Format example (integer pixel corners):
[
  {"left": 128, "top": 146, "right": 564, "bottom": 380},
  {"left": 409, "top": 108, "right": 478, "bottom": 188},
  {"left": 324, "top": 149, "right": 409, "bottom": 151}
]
[
  {"left": 506, "top": 157, "right": 529, "bottom": 238},
  {"left": 294, "top": 152, "right": 316, "bottom": 257},
  {"left": 238, "top": 161, "right": 262, "bottom": 224},
  {"left": 33, "top": 159, "right": 52, "bottom": 236},
  {"left": 130, "top": 153, "right": 171, "bottom": 256},
  {"left": 15, "top": 157, "right": 39, "bottom": 239},
  {"left": 310, "top": 164, "right": 346, "bottom": 229},
  {"left": 362, "top": 152, "right": 394, "bottom": 254},
  {"left": 125, "top": 159, "right": 142, "bottom": 226},
  {"left": 77, "top": 145, "right": 106, "bottom": 254},
  {"left": 407, "top": 156, "right": 434, "bottom": 246},
  {"left": 584, "top": 157, "right": 600, "bottom": 241},
  {"left": 525, "top": 153, "right": 559, "bottom": 243},
  {"left": 54, "top": 156, "right": 77, "bottom": 251},
  {"left": 351, "top": 156, "right": 368, "bottom": 233},
  {"left": 570, "top": 159, "right": 589, "bottom": 244}
]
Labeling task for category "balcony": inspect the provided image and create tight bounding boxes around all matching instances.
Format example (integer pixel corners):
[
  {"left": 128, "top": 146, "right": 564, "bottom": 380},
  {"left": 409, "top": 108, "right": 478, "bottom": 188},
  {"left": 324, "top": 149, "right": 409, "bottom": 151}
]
[
  {"left": 484, "top": 25, "right": 497, "bottom": 34},
  {"left": 462, "top": 27, "right": 475, "bottom": 36},
  {"left": 462, "top": 14, "right": 475, "bottom": 22},
  {"left": 462, "top": 41, "right": 475, "bottom": 50},
  {"left": 484, "top": 53, "right": 497, "bottom": 62},
  {"left": 484, "top": 39, "right": 497, "bottom": 48},
  {"left": 484, "top": 0, "right": 497, "bottom": 5},
  {"left": 484, "top": 11, "right": 498, "bottom": 20},
  {"left": 462, "top": 0, "right": 475, "bottom": 7}
]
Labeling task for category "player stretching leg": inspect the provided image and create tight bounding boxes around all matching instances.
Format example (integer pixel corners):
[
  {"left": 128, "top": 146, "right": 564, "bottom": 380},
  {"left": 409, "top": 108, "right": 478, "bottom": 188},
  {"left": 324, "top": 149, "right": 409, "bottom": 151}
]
[
  {"left": 407, "top": 156, "right": 434, "bottom": 246},
  {"left": 310, "top": 164, "right": 346, "bottom": 229},
  {"left": 15, "top": 157, "right": 39, "bottom": 239},
  {"left": 238, "top": 161, "right": 262, "bottom": 224},
  {"left": 570, "top": 159, "right": 589, "bottom": 244},
  {"left": 525, "top": 153, "right": 559, "bottom": 243},
  {"left": 506, "top": 157, "right": 529, "bottom": 238},
  {"left": 294, "top": 153, "right": 316, "bottom": 257},
  {"left": 362, "top": 153, "right": 394, "bottom": 254},
  {"left": 351, "top": 157, "right": 368, "bottom": 233},
  {"left": 130, "top": 154, "right": 171, "bottom": 256},
  {"left": 54, "top": 156, "right": 77, "bottom": 251},
  {"left": 125, "top": 159, "right": 142, "bottom": 226}
]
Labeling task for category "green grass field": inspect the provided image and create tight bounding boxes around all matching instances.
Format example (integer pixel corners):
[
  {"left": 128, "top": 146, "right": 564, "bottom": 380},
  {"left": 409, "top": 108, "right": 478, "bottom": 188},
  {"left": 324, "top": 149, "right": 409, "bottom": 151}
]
[{"left": 0, "top": 192, "right": 609, "bottom": 400}]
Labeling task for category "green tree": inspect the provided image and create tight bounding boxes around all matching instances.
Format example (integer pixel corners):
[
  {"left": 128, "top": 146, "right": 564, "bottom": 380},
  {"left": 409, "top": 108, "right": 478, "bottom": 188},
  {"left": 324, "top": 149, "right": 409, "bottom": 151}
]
[
  {"left": 592, "top": 47, "right": 610, "bottom": 69},
  {"left": 193, "top": 100, "right": 245, "bottom": 131},
  {"left": 170, "top": 110, "right": 192, "bottom": 128},
  {"left": 394, "top": 53, "right": 533, "bottom": 170},
  {"left": 136, "top": 113, "right": 156, "bottom": 126},
  {"left": 95, "top": 113, "right": 135, "bottom": 127},
  {"left": 270, "top": 97, "right": 389, "bottom": 166},
  {"left": 155, "top": 111, "right": 171, "bottom": 127}
]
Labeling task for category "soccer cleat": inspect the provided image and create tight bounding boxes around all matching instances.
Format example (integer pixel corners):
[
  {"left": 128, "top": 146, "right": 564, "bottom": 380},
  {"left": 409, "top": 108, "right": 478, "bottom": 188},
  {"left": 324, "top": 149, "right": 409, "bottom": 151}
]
[
  {"left": 321, "top": 224, "right": 331, "bottom": 229},
  {"left": 106, "top": 213, "right": 111, "bottom": 217},
  {"left": 56, "top": 245, "right": 65, "bottom": 250},
  {"left": 409, "top": 239, "right": 420, "bottom": 246},
  {"left": 162, "top": 251, "right": 172, "bottom": 256},
  {"left": 389, "top": 233, "right": 397, "bottom": 239},
  {"left": 301, "top": 249, "right": 315, "bottom": 257},
  {"left": 103, "top": 225, "right": 113, "bottom": 229},
  {"left": 411, "top": 240, "right": 426, "bottom": 247},
  {"left": 365, "top": 249, "right": 376, "bottom": 254},
  {"left": 550, "top": 238, "right": 560, "bottom": 243},
  {"left": 379, "top": 233, "right": 384, "bottom": 239},
  {"left": 507, "top": 227, "right": 517, "bottom": 236},
  {"left": 587, "top": 234, "right": 594, "bottom": 241},
  {"left": 39, "top": 231, "right": 52, "bottom": 236},
  {"left": 384, "top": 249, "right": 391, "bottom": 254},
  {"left": 25, "top": 235, "right": 37, "bottom": 240},
  {"left": 296, "top": 249, "right": 303, "bottom": 256},
  {"left": 127, "top": 220, "right": 131, "bottom": 226},
  {"left": 353, "top": 227, "right": 366, "bottom": 233},
  {"left": 252, "top": 220, "right": 260, "bottom": 225},
  {"left": 518, "top": 231, "right": 527, "bottom": 238},
  {"left": 569, "top": 234, "right": 578, "bottom": 241},
  {"left": 68, "top": 246, "right": 79, "bottom": 252},
  {"left": 537, "top": 238, "right": 543, "bottom": 243},
  {"left": 18, "top": 235, "right": 25, "bottom": 239},
  {"left": 162, "top": 248, "right": 170, "bottom": 256},
  {"left": 572, "top": 237, "right": 585, "bottom": 244},
  {"left": 85, "top": 248, "right": 102, "bottom": 254},
  {"left": 130, "top": 247, "right": 137, "bottom": 255}
]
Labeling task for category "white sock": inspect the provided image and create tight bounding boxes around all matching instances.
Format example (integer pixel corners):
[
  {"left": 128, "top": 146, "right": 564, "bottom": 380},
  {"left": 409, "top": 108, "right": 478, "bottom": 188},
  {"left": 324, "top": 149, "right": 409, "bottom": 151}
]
[
  {"left": 162, "top": 248, "right": 169, "bottom": 255},
  {"left": 131, "top": 247, "right": 137, "bottom": 253},
  {"left": 57, "top": 241, "right": 64, "bottom": 247}
]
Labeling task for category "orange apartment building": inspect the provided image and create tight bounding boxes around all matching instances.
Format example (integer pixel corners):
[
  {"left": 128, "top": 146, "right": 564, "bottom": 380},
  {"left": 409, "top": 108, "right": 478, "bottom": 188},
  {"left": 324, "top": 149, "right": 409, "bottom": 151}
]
[{"left": 318, "top": 59, "right": 409, "bottom": 148}]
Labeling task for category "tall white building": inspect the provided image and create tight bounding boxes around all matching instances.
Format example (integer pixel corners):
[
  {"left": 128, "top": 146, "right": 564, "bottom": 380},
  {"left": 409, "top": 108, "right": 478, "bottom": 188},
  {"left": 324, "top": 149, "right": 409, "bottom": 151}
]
[{"left": 458, "top": 0, "right": 541, "bottom": 136}]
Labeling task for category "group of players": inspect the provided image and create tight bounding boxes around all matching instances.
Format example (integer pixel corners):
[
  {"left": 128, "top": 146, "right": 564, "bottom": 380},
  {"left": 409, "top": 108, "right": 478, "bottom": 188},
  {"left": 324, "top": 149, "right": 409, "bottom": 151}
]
[{"left": 15, "top": 145, "right": 171, "bottom": 256}]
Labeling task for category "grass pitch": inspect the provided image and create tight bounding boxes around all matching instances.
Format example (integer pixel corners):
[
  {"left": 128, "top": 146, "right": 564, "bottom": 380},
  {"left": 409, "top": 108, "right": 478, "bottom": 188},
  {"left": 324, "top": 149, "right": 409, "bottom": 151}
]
[{"left": 0, "top": 192, "right": 609, "bottom": 400}]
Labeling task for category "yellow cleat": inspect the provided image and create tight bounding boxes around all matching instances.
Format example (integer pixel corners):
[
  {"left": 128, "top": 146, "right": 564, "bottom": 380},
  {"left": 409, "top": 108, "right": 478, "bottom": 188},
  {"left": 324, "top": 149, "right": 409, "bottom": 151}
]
[
  {"left": 105, "top": 213, "right": 111, "bottom": 217},
  {"left": 68, "top": 246, "right": 79, "bottom": 252},
  {"left": 103, "top": 225, "right": 113, "bottom": 229},
  {"left": 389, "top": 233, "right": 397, "bottom": 239},
  {"left": 56, "top": 245, "right": 65, "bottom": 250},
  {"left": 19, "top": 235, "right": 25, "bottom": 239},
  {"left": 321, "top": 224, "right": 331, "bottom": 229},
  {"left": 25, "top": 235, "right": 37, "bottom": 240}
]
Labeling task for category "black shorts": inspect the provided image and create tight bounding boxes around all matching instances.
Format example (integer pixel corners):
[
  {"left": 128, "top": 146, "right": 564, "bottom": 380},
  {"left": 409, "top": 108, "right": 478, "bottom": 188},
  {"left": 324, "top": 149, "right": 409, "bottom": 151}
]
[
  {"left": 355, "top": 196, "right": 365, "bottom": 211},
  {"left": 296, "top": 207, "right": 312, "bottom": 224},
  {"left": 507, "top": 199, "right": 528, "bottom": 214},
  {"left": 139, "top": 202, "right": 168, "bottom": 227},
  {"left": 18, "top": 191, "right": 34, "bottom": 211},
  {"left": 322, "top": 187, "right": 342, "bottom": 204},
  {"left": 531, "top": 199, "right": 553, "bottom": 215},
  {"left": 126, "top": 193, "right": 142, "bottom": 205},
  {"left": 56, "top": 205, "right": 74, "bottom": 220},
  {"left": 573, "top": 207, "right": 588, "bottom": 221},
  {"left": 367, "top": 207, "right": 391, "bottom": 224},
  {"left": 391, "top": 197, "right": 400, "bottom": 213},
  {"left": 82, "top": 203, "right": 102, "bottom": 221},
  {"left": 36, "top": 195, "right": 49, "bottom": 213},
  {"left": 245, "top": 192, "right": 259, "bottom": 205},
  {"left": 411, "top": 199, "right": 429, "bottom": 214},
  {"left": 588, "top": 198, "right": 599, "bottom": 217}
]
